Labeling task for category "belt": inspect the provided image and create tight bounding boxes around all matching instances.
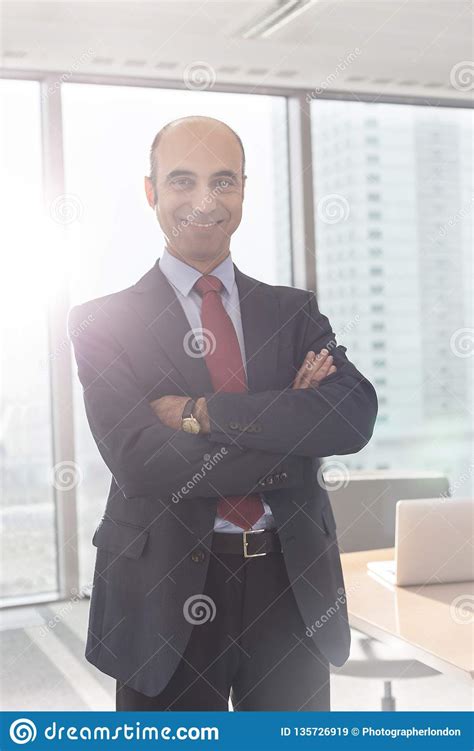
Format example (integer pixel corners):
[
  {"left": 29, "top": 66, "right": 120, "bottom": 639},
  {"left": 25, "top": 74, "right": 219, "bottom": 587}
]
[{"left": 211, "top": 529, "right": 282, "bottom": 558}]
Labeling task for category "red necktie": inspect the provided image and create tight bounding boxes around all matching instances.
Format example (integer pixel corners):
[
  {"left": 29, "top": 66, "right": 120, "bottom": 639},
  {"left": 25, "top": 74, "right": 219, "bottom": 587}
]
[{"left": 194, "top": 274, "right": 265, "bottom": 530}]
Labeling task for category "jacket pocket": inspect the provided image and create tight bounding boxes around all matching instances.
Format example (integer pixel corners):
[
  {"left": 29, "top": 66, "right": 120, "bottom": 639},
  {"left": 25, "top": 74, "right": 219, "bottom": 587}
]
[{"left": 92, "top": 517, "right": 149, "bottom": 559}]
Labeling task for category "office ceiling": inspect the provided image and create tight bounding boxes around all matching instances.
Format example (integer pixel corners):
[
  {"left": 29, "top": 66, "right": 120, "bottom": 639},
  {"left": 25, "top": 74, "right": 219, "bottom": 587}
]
[{"left": 1, "top": 0, "right": 472, "bottom": 102}]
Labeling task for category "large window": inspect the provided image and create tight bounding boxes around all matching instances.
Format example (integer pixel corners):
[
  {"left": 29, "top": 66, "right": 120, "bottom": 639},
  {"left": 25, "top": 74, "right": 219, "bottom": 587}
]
[
  {"left": 0, "top": 80, "right": 58, "bottom": 600},
  {"left": 2, "top": 75, "right": 471, "bottom": 605},
  {"left": 61, "top": 84, "right": 291, "bottom": 584},
  {"left": 61, "top": 84, "right": 291, "bottom": 302},
  {"left": 311, "top": 100, "right": 473, "bottom": 496}
]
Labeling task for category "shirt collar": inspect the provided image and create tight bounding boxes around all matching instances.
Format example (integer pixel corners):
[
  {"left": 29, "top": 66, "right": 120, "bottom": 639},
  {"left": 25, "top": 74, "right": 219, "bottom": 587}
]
[{"left": 159, "top": 246, "right": 235, "bottom": 297}]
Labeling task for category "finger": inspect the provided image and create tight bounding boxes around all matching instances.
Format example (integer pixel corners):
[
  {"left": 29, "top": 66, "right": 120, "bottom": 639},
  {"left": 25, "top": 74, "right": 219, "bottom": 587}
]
[
  {"left": 309, "top": 355, "right": 333, "bottom": 383},
  {"left": 299, "top": 350, "right": 322, "bottom": 388},
  {"left": 293, "top": 350, "right": 315, "bottom": 388},
  {"left": 297, "top": 351, "right": 322, "bottom": 389},
  {"left": 316, "top": 354, "right": 333, "bottom": 375},
  {"left": 310, "top": 360, "right": 336, "bottom": 387},
  {"left": 311, "top": 365, "right": 337, "bottom": 386},
  {"left": 300, "top": 349, "right": 329, "bottom": 388},
  {"left": 294, "top": 348, "right": 331, "bottom": 389}
]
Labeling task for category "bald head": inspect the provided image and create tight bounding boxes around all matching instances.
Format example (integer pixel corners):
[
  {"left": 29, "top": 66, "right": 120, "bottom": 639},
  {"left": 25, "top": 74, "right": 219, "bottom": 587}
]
[
  {"left": 149, "top": 116, "right": 245, "bottom": 195},
  {"left": 144, "top": 115, "right": 247, "bottom": 267}
]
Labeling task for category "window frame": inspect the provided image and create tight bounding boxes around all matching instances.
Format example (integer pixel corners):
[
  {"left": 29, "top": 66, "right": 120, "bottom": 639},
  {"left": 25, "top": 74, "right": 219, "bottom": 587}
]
[{"left": 0, "top": 67, "right": 469, "bottom": 607}]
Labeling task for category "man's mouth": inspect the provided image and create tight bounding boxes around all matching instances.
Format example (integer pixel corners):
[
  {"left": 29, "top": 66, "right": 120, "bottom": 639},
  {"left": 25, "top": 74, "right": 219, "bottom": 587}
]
[{"left": 177, "top": 218, "right": 224, "bottom": 228}]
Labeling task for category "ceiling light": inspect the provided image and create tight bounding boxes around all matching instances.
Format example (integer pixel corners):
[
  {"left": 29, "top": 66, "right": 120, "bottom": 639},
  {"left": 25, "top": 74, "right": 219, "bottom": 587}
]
[{"left": 240, "top": 0, "right": 319, "bottom": 40}]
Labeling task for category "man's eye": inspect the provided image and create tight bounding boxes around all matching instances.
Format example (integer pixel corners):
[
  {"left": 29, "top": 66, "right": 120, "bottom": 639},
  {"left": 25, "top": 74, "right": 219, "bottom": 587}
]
[
  {"left": 172, "top": 178, "right": 193, "bottom": 190},
  {"left": 215, "top": 178, "right": 234, "bottom": 190}
]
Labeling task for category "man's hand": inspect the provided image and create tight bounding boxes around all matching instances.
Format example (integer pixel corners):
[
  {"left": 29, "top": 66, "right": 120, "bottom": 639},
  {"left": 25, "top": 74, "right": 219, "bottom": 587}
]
[
  {"left": 149, "top": 395, "right": 190, "bottom": 431},
  {"left": 292, "top": 349, "right": 336, "bottom": 389}
]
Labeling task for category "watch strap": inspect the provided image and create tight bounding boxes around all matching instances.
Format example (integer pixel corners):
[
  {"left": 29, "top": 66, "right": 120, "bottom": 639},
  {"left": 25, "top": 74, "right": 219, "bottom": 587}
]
[{"left": 182, "top": 398, "right": 197, "bottom": 420}]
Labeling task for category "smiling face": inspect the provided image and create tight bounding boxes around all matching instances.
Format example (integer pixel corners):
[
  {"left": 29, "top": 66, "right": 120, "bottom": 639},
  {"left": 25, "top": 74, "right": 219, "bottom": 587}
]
[{"left": 145, "top": 118, "right": 246, "bottom": 272}]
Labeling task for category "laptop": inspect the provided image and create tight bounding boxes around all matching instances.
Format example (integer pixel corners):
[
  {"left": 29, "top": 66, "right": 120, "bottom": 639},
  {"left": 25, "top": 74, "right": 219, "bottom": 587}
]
[{"left": 367, "top": 497, "right": 474, "bottom": 586}]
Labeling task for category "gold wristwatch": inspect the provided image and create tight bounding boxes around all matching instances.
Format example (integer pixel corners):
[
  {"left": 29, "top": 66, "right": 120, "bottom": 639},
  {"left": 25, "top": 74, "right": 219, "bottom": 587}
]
[{"left": 181, "top": 398, "right": 201, "bottom": 434}]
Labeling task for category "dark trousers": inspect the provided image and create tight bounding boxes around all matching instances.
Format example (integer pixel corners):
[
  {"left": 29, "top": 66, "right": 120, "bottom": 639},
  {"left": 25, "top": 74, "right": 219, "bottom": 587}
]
[{"left": 116, "top": 544, "right": 330, "bottom": 711}]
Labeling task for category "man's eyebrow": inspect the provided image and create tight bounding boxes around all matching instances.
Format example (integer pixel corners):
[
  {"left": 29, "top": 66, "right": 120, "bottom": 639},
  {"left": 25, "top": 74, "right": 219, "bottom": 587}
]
[
  {"left": 211, "top": 170, "right": 238, "bottom": 179},
  {"left": 166, "top": 169, "right": 239, "bottom": 180},
  {"left": 166, "top": 170, "right": 195, "bottom": 179}
]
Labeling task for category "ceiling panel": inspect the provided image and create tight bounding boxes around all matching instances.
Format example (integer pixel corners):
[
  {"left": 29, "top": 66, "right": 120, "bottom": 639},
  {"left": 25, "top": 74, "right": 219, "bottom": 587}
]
[{"left": 1, "top": 0, "right": 472, "bottom": 102}]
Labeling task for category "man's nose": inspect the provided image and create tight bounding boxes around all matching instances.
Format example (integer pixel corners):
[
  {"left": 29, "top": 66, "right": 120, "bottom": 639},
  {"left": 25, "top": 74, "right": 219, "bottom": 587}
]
[{"left": 190, "top": 183, "right": 217, "bottom": 213}]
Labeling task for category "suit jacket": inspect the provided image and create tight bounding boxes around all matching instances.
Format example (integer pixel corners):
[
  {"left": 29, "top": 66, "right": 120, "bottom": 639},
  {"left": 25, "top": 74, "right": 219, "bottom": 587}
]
[{"left": 68, "top": 257, "right": 378, "bottom": 697}]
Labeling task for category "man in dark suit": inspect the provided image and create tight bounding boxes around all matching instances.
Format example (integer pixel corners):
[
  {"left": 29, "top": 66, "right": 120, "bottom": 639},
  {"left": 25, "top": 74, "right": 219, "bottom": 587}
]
[{"left": 69, "top": 115, "right": 377, "bottom": 711}]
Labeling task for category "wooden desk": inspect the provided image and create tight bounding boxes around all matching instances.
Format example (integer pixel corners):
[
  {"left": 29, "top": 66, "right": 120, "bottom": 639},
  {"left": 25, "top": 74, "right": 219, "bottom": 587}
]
[{"left": 341, "top": 548, "right": 474, "bottom": 684}]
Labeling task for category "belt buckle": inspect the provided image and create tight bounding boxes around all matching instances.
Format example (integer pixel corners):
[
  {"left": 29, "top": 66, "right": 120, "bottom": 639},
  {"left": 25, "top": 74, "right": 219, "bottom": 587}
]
[{"left": 243, "top": 529, "right": 267, "bottom": 558}]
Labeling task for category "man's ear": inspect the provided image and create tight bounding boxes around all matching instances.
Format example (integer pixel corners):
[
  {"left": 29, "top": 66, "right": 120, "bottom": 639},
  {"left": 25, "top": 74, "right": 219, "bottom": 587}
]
[
  {"left": 242, "top": 173, "right": 247, "bottom": 202},
  {"left": 144, "top": 176, "right": 157, "bottom": 208}
]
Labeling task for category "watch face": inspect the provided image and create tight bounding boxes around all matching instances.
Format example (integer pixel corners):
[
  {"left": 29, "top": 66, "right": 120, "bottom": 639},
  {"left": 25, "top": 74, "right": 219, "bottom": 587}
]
[{"left": 182, "top": 416, "right": 201, "bottom": 434}]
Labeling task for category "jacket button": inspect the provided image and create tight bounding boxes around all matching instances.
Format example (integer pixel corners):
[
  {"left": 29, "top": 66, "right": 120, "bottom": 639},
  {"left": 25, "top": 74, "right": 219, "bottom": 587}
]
[{"left": 191, "top": 549, "right": 205, "bottom": 563}]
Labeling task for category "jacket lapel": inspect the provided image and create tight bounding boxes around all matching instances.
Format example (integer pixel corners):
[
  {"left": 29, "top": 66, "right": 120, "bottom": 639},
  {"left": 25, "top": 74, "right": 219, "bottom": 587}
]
[
  {"left": 128, "top": 258, "right": 280, "bottom": 395},
  {"left": 128, "top": 259, "right": 212, "bottom": 396},
  {"left": 234, "top": 265, "right": 280, "bottom": 392}
]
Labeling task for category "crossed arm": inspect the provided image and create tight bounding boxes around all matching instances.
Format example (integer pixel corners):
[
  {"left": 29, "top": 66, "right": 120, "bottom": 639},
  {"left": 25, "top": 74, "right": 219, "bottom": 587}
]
[
  {"left": 150, "top": 348, "right": 337, "bottom": 431},
  {"left": 69, "top": 290, "right": 377, "bottom": 502},
  {"left": 203, "top": 292, "right": 377, "bottom": 456},
  {"left": 152, "top": 291, "right": 378, "bottom": 458},
  {"left": 69, "top": 304, "right": 316, "bottom": 502}
]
